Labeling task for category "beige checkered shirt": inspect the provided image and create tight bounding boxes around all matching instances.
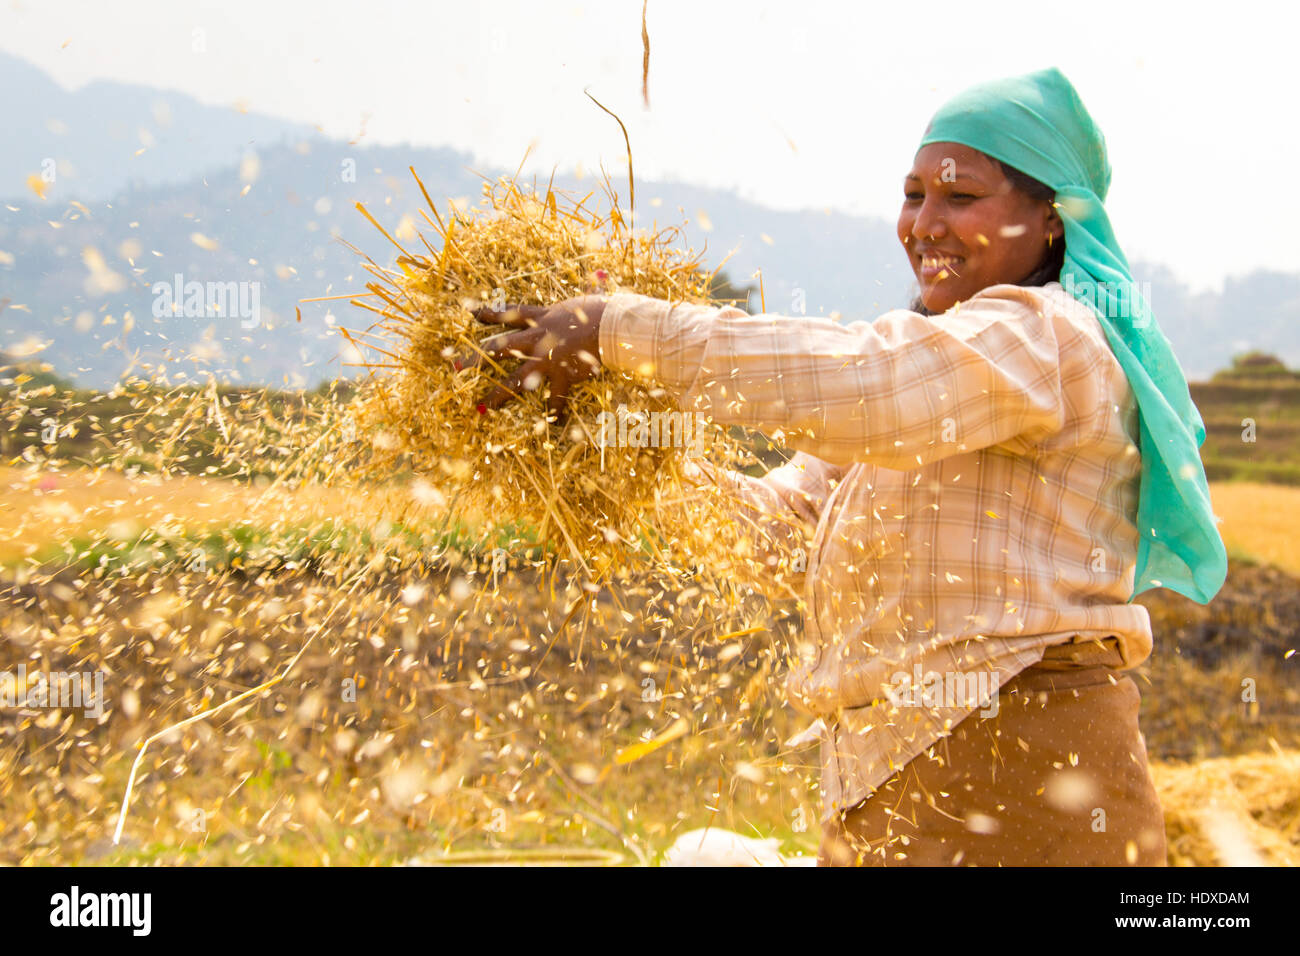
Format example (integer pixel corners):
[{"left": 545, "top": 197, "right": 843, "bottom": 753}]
[{"left": 598, "top": 281, "right": 1154, "bottom": 822}]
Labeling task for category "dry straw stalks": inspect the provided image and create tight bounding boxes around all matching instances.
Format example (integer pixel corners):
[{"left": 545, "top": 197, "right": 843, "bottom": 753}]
[
  {"left": 336, "top": 166, "right": 796, "bottom": 593},
  {"left": 102, "top": 164, "right": 813, "bottom": 844}
]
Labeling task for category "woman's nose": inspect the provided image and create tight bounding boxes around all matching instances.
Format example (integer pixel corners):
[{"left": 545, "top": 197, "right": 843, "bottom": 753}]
[{"left": 912, "top": 198, "right": 947, "bottom": 242}]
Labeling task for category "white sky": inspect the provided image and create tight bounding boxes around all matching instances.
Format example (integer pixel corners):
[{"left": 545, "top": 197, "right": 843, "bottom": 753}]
[{"left": 2, "top": 0, "right": 1295, "bottom": 292}]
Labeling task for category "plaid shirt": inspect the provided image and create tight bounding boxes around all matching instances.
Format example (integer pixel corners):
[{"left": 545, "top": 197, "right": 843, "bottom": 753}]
[{"left": 599, "top": 281, "right": 1154, "bottom": 821}]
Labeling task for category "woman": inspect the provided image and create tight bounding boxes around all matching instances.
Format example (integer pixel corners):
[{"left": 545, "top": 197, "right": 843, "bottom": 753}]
[{"left": 470, "top": 68, "right": 1226, "bottom": 865}]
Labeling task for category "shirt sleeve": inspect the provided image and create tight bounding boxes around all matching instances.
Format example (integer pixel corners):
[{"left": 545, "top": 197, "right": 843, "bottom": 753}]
[{"left": 598, "top": 286, "right": 1067, "bottom": 469}]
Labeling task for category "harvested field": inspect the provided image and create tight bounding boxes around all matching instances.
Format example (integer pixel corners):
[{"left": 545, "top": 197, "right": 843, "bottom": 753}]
[{"left": 0, "top": 468, "right": 1295, "bottom": 865}]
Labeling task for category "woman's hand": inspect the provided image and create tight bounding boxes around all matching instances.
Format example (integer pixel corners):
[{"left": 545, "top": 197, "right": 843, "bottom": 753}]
[{"left": 465, "top": 295, "right": 607, "bottom": 419}]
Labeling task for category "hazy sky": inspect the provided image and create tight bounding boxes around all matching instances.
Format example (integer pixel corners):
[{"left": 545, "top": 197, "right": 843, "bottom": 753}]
[{"left": 3, "top": 0, "right": 1294, "bottom": 292}]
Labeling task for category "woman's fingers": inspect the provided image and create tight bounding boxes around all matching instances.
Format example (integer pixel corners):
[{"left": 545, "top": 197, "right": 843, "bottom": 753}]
[
  {"left": 457, "top": 326, "right": 543, "bottom": 371},
  {"left": 484, "top": 327, "right": 544, "bottom": 362},
  {"left": 479, "top": 361, "right": 573, "bottom": 421},
  {"left": 544, "top": 379, "right": 572, "bottom": 422},
  {"left": 456, "top": 298, "right": 596, "bottom": 421},
  {"left": 481, "top": 359, "right": 546, "bottom": 411},
  {"left": 472, "top": 303, "right": 547, "bottom": 328}
]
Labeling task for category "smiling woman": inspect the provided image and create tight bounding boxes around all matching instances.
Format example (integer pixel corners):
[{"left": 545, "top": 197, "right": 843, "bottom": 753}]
[
  {"left": 472, "top": 67, "right": 1227, "bottom": 867},
  {"left": 900, "top": 143, "right": 1064, "bottom": 315},
  {"left": 903, "top": 150, "right": 1066, "bottom": 316}
]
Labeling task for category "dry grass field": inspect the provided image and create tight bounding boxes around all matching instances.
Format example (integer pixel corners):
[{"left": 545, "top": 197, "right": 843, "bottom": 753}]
[
  {"left": 1207, "top": 481, "right": 1300, "bottom": 577},
  {"left": 0, "top": 466, "right": 1296, "bottom": 866},
  {"left": 0, "top": 466, "right": 456, "bottom": 567}
]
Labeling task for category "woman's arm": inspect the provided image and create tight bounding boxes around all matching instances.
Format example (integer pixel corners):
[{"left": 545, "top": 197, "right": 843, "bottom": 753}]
[
  {"left": 597, "top": 287, "right": 1067, "bottom": 469},
  {"left": 468, "top": 285, "right": 1067, "bottom": 470}
]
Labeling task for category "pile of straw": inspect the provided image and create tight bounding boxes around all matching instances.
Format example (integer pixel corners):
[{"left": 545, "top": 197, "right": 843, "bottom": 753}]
[{"left": 340, "top": 169, "right": 765, "bottom": 581}]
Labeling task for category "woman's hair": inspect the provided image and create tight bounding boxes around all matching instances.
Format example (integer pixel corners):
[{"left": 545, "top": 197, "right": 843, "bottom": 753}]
[{"left": 908, "top": 159, "right": 1065, "bottom": 315}]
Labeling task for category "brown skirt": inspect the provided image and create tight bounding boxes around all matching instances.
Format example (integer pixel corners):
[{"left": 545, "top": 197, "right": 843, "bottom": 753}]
[{"left": 818, "top": 661, "right": 1167, "bottom": 866}]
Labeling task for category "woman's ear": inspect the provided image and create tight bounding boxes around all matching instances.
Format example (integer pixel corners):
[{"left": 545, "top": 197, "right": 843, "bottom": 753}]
[{"left": 1045, "top": 202, "right": 1064, "bottom": 243}]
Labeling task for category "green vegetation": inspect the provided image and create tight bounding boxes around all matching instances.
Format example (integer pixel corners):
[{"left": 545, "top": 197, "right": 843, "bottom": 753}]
[
  {"left": 29, "top": 518, "right": 544, "bottom": 580},
  {"left": 1, "top": 373, "right": 360, "bottom": 480},
  {"left": 1193, "top": 352, "right": 1300, "bottom": 485},
  {"left": 5, "top": 349, "right": 1297, "bottom": 486}
]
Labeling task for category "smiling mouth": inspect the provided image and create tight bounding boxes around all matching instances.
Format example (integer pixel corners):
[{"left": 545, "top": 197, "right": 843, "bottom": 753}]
[{"left": 918, "top": 253, "right": 964, "bottom": 281}]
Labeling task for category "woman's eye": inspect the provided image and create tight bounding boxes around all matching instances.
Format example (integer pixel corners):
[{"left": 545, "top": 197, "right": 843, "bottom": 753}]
[
  {"left": 950, "top": 193, "right": 978, "bottom": 201},
  {"left": 904, "top": 191, "right": 923, "bottom": 201}
]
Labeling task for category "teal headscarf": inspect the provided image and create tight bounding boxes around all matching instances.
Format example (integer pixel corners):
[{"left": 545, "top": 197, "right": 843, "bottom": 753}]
[{"left": 919, "top": 67, "right": 1225, "bottom": 605}]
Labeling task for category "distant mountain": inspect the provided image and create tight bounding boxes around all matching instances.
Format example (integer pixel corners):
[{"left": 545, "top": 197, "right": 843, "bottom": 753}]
[
  {"left": 0, "top": 137, "right": 515, "bottom": 387},
  {"left": 2, "top": 50, "right": 318, "bottom": 200},
  {"left": 1, "top": 50, "right": 1297, "bottom": 389}
]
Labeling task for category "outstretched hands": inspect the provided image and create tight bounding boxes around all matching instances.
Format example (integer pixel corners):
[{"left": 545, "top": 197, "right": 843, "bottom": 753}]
[{"left": 464, "top": 294, "right": 608, "bottom": 420}]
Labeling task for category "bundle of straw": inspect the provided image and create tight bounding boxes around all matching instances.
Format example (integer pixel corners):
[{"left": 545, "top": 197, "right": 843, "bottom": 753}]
[{"left": 340, "top": 169, "right": 765, "bottom": 581}]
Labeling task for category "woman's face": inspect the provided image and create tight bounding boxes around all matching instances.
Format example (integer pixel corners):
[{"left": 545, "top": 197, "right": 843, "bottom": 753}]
[{"left": 898, "top": 142, "right": 1063, "bottom": 313}]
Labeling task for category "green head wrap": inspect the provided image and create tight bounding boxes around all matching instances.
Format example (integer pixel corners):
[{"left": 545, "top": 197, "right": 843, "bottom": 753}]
[{"left": 919, "top": 67, "right": 1225, "bottom": 604}]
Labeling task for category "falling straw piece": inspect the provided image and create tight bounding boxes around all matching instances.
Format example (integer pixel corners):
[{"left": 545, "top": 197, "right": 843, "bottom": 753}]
[
  {"left": 641, "top": 1, "right": 651, "bottom": 109},
  {"left": 615, "top": 716, "right": 689, "bottom": 765}
]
